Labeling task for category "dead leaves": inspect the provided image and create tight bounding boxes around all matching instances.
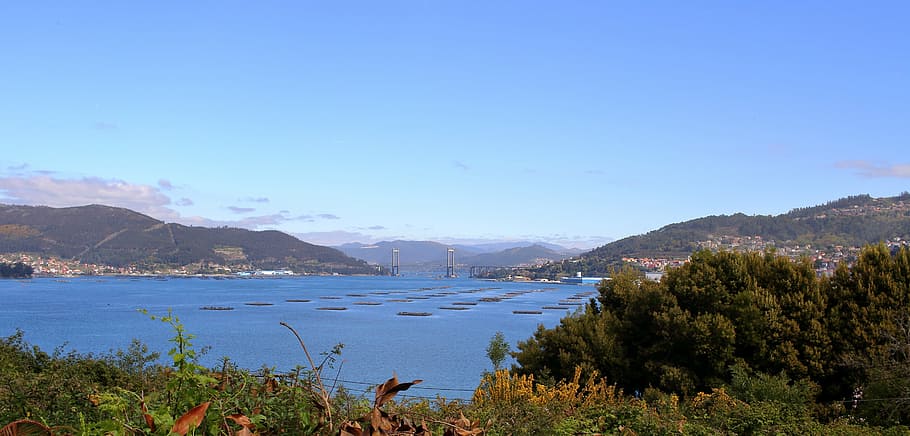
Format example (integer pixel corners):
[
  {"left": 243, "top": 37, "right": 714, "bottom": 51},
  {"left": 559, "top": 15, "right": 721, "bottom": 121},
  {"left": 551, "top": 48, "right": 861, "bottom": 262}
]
[
  {"left": 171, "top": 401, "right": 210, "bottom": 435},
  {"left": 442, "top": 413, "right": 485, "bottom": 436},
  {"left": 166, "top": 403, "right": 259, "bottom": 436},
  {"left": 339, "top": 374, "right": 432, "bottom": 436},
  {"left": 0, "top": 420, "right": 53, "bottom": 436},
  {"left": 338, "top": 374, "right": 485, "bottom": 436},
  {"left": 374, "top": 375, "right": 423, "bottom": 409},
  {"left": 227, "top": 413, "right": 258, "bottom": 436}
]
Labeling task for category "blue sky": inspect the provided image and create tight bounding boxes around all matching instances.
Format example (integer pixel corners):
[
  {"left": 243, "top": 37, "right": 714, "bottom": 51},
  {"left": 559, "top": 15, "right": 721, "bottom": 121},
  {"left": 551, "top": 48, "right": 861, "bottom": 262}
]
[{"left": 1, "top": 2, "right": 908, "bottom": 249}]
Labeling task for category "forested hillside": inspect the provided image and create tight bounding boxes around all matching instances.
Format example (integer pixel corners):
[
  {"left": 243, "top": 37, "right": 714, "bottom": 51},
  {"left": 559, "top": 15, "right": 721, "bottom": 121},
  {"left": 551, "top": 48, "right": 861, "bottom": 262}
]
[
  {"left": 527, "top": 193, "right": 910, "bottom": 277},
  {"left": 0, "top": 204, "right": 374, "bottom": 274}
]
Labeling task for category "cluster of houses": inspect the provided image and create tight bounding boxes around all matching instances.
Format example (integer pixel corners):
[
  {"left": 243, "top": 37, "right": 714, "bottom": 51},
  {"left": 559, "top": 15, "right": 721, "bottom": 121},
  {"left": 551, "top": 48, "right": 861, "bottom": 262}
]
[{"left": 622, "top": 235, "right": 910, "bottom": 277}]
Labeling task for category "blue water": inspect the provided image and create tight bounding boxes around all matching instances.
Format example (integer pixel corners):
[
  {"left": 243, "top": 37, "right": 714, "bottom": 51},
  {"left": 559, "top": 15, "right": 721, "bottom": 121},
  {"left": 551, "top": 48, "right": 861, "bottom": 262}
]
[{"left": 0, "top": 276, "right": 593, "bottom": 399}]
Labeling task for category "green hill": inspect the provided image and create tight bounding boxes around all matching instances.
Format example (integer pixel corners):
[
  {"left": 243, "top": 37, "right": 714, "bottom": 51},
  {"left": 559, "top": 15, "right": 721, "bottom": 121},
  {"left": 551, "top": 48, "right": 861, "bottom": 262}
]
[
  {"left": 0, "top": 204, "right": 374, "bottom": 274},
  {"left": 529, "top": 193, "right": 910, "bottom": 277},
  {"left": 461, "top": 244, "right": 571, "bottom": 267}
]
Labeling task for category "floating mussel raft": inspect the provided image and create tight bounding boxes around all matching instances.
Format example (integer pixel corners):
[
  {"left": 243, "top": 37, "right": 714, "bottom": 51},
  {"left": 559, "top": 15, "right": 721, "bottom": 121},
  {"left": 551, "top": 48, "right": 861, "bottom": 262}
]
[
  {"left": 244, "top": 302, "right": 273, "bottom": 306},
  {"left": 200, "top": 306, "right": 234, "bottom": 311},
  {"left": 286, "top": 299, "right": 311, "bottom": 303},
  {"left": 513, "top": 310, "right": 543, "bottom": 315},
  {"left": 397, "top": 311, "right": 432, "bottom": 317},
  {"left": 316, "top": 307, "right": 348, "bottom": 311}
]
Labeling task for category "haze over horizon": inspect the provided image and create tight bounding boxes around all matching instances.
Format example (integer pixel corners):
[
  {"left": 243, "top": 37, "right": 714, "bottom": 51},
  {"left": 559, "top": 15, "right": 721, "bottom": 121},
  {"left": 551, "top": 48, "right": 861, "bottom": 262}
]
[{"left": 1, "top": 2, "right": 908, "bottom": 250}]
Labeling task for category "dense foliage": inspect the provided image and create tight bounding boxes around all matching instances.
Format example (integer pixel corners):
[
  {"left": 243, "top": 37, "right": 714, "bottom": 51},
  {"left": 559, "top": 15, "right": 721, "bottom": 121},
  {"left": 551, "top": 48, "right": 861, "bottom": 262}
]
[
  {"left": 2, "top": 321, "right": 905, "bottom": 435},
  {"left": 4, "top": 246, "right": 910, "bottom": 433},
  {"left": 515, "top": 244, "right": 910, "bottom": 426},
  {"left": 0, "top": 262, "right": 32, "bottom": 278}
]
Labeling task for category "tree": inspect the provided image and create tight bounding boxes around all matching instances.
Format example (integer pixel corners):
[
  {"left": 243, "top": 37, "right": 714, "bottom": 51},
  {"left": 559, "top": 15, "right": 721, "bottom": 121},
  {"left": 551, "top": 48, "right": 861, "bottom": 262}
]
[
  {"left": 514, "top": 250, "right": 841, "bottom": 398},
  {"left": 0, "top": 262, "right": 33, "bottom": 278},
  {"left": 486, "top": 331, "right": 510, "bottom": 371}
]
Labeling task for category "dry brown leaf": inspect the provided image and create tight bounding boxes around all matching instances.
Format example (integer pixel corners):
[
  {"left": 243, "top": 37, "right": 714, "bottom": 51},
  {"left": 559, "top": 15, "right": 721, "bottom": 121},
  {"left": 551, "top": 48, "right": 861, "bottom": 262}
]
[
  {"left": 0, "top": 420, "right": 52, "bottom": 436},
  {"left": 140, "top": 399, "right": 156, "bottom": 432},
  {"left": 226, "top": 414, "right": 253, "bottom": 428},
  {"left": 374, "top": 374, "right": 423, "bottom": 408},
  {"left": 444, "top": 413, "right": 486, "bottom": 436},
  {"left": 415, "top": 421, "right": 433, "bottom": 436},
  {"left": 265, "top": 378, "right": 278, "bottom": 393},
  {"left": 339, "top": 421, "right": 363, "bottom": 436},
  {"left": 171, "top": 401, "right": 211, "bottom": 435}
]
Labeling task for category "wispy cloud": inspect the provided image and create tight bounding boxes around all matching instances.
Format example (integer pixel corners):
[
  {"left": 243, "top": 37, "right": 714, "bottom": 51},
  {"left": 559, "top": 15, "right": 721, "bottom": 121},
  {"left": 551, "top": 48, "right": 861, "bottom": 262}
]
[
  {"left": 228, "top": 206, "right": 256, "bottom": 214},
  {"left": 836, "top": 160, "right": 910, "bottom": 178},
  {"left": 188, "top": 214, "right": 287, "bottom": 227},
  {"left": 454, "top": 160, "right": 470, "bottom": 171},
  {"left": 289, "top": 213, "right": 341, "bottom": 222},
  {"left": 0, "top": 173, "right": 347, "bottom": 234},
  {"left": 368, "top": 225, "right": 386, "bottom": 230},
  {"left": 93, "top": 121, "right": 118, "bottom": 131},
  {"left": 242, "top": 197, "right": 270, "bottom": 203},
  {"left": 293, "top": 230, "right": 378, "bottom": 246}
]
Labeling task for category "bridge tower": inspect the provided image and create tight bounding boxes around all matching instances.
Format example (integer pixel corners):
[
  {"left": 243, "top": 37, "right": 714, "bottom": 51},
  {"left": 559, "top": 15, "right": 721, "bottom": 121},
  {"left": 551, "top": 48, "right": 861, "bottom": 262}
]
[
  {"left": 391, "top": 248, "right": 400, "bottom": 277},
  {"left": 446, "top": 248, "right": 456, "bottom": 278}
]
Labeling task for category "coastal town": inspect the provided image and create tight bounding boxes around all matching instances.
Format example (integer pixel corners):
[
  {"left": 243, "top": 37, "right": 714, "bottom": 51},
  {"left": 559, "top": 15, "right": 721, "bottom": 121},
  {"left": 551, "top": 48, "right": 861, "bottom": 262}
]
[
  {"left": 623, "top": 235, "right": 910, "bottom": 276},
  {"left": 0, "top": 253, "right": 265, "bottom": 277},
  {"left": 5, "top": 234, "right": 909, "bottom": 279}
]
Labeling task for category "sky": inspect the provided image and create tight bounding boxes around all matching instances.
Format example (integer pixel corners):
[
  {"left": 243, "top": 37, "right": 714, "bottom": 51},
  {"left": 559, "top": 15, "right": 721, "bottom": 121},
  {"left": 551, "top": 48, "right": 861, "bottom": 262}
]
[{"left": 0, "top": 2, "right": 908, "bottom": 250}]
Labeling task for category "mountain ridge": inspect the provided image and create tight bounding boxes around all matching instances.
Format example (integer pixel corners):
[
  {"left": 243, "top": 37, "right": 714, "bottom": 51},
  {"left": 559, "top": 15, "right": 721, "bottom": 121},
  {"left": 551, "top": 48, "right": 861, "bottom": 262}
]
[
  {"left": 525, "top": 193, "right": 910, "bottom": 278},
  {"left": 0, "top": 203, "right": 374, "bottom": 274},
  {"left": 335, "top": 240, "right": 577, "bottom": 267}
]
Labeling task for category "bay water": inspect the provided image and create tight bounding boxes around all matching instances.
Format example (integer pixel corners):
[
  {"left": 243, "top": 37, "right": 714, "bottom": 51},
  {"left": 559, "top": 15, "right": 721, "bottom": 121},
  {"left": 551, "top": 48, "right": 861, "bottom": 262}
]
[{"left": 0, "top": 275, "right": 594, "bottom": 400}]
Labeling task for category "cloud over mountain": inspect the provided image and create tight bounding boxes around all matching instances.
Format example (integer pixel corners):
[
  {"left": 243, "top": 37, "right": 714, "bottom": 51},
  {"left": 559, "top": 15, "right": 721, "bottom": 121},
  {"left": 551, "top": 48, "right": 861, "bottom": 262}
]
[
  {"left": 0, "top": 175, "right": 180, "bottom": 221},
  {"left": 837, "top": 161, "right": 910, "bottom": 179}
]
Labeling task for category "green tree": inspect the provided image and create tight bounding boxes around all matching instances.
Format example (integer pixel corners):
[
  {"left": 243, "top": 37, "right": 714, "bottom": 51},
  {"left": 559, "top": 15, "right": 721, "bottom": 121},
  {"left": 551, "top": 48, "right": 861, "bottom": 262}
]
[
  {"left": 486, "top": 331, "right": 510, "bottom": 371},
  {"left": 0, "top": 262, "right": 33, "bottom": 278},
  {"left": 515, "top": 249, "right": 841, "bottom": 398}
]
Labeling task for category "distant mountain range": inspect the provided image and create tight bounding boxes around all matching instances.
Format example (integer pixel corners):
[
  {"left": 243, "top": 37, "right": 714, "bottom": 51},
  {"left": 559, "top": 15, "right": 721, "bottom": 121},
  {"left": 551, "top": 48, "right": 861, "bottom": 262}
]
[
  {"left": 8, "top": 193, "right": 904, "bottom": 278},
  {"left": 0, "top": 204, "right": 374, "bottom": 274},
  {"left": 335, "top": 240, "right": 579, "bottom": 267},
  {"left": 528, "top": 193, "right": 910, "bottom": 277}
]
